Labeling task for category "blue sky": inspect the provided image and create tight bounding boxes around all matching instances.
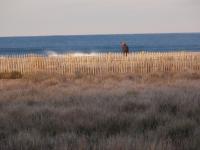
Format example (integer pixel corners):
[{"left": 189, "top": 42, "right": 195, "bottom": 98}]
[{"left": 0, "top": 0, "right": 200, "bottom": 36}]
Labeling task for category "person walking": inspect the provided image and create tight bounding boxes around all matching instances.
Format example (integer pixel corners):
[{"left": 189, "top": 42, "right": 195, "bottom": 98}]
[{"left": 120, "top": 42, "right": 129, "bottom": 56}]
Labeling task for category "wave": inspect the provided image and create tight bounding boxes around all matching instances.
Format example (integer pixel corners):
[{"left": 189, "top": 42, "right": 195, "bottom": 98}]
[
  {"left": 45, "top": 51, "right": 61, "bottom": 57},
  {"left": 45, "top": 50, "right": 98, "bottom": 57},
  {"left": 72, "top": 52, "right": 98, "bottom": 57}
]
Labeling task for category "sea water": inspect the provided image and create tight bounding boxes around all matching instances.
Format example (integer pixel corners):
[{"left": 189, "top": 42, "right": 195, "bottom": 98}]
[{"left": 0, "top": 33, "right": 200, "bottom": 55}]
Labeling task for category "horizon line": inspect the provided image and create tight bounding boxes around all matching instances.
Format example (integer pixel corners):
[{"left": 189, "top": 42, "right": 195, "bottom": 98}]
[{"left": 0, "top": 31, "right": 200, "bottom": 38}]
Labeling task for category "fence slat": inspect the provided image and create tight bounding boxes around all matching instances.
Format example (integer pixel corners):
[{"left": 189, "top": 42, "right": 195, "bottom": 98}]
[{"left": 0, "top": 52, "right": 200, "bottom": 76}]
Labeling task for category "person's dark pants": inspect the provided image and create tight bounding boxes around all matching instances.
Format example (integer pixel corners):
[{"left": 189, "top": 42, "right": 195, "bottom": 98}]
[{"left": 123, "top": 51, "right": 129, "bottom": 56}]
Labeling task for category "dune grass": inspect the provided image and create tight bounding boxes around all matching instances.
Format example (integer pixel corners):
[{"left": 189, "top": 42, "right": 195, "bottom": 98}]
[
  {"left": 0, "top": 71, "right": 22, "bottom": 79},
  {"left": 0, "top": 72, "right": 200, "bottom": 150}
]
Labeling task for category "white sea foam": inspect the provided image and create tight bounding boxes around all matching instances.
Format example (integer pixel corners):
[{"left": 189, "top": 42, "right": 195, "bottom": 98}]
[
  {"left": 46, "top": 51, "right": 61, "bottom": 57},
  {"left": 46, "top": 50, "right": 98, "bottom": 57},
  {"left": 72, "top": 52, "right": 98, "bottom": 57}
]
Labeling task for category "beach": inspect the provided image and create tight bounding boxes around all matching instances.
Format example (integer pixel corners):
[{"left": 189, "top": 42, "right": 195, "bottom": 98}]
[{"left": 1, "top": 0, "right": 199, "bottom": 149}]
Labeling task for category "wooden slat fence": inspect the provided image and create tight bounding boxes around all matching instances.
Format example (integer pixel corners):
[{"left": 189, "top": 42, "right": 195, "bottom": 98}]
[{"left": 0, "top": 52, "right": 200, "bottom": 76}]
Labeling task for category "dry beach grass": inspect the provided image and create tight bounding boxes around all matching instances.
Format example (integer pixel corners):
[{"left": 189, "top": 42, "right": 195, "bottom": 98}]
[
  {"left": 0, "top": 72, "right": 200, "bottom": 150},
  {"left": 1, "top": 52, "right": 200, "bottom": 76}
]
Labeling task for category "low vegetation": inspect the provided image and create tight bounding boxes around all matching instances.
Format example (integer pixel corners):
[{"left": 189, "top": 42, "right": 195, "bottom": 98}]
[
  {"left": 0, "top": 72, "right": 200, "bottom": 150},
  {"left": 0, "top": 71, "right": 22, "bottom": 79},
  {"left": 1, "top": 52, "right": 200, "bottom": 76}
]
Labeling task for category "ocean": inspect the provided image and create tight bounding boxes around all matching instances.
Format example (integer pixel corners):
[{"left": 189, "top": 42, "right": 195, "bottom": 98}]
[{"left": 0, "top": 33, "right": 200, "bottom": 55}]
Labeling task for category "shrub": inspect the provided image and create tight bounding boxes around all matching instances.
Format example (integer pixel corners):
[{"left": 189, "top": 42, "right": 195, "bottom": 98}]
[
  {"left": 0, "top": 131, "right": 44, "bottom": 150},
  {"left": 0, "top": 75, "right": 200, "bottom": 150},
  {"left": 158, "top": 102, "right": 179, "bottom": 115},
  {"left": 135, "top": 114, "right": 165, "bottom": 133},
  {"left": 119, "top": 101, "right": 147, "bottom": 113},
  {"left": 166, "top": 119, "right": 196, "bottom": 141},
  {"left": 27, "top": 108, "right": 67, "bottom": 136},
  {"left": 0, "top": 71, "right": 22, "bottom": 79},
  {"left": 96, "top": 115, "right": 131, "bottom": 137}
]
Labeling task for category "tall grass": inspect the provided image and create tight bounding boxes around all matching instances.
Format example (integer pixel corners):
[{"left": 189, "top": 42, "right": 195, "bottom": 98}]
[
  {"left": 0, "top": 52, "right": 200, "bottom": 76},
  {"left": 0, "top": 73, "right": 200, "bottom": 150}
]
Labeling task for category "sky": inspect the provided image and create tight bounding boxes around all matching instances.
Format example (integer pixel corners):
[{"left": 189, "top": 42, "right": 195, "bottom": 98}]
[{"left": 0, "top": 0, "right": 200, "bottom": 37}]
